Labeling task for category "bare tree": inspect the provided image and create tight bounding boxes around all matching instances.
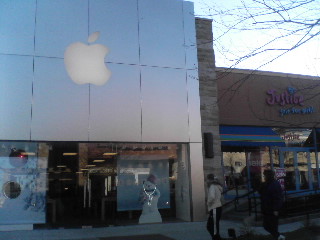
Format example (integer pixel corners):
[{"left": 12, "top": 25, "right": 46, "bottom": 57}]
[{"left": 197, "top": 0, "right": 320, "bottom": 73}]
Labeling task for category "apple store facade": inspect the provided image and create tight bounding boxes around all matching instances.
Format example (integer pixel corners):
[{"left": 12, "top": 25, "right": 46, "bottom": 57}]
[{"left": 0, "top": 0, "right": 206, "bottom": 230}]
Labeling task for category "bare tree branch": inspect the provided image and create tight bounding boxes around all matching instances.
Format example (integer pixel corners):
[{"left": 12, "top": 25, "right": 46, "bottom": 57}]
[{"left": 198, "top": 0, "right": 320, "bottom": 74}]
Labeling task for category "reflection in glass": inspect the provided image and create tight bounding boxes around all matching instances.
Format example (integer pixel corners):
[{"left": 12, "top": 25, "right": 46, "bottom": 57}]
[
  {"left": 222, "top": 151, "right": 248, "bottom": 196},
  {"left": 278, "top": 150, "right": 312, "bottom": 191},
  {"left": 3, "top": 181, "right": 21, "bottom": 199},
  {"left": 222, "top": 128, "right": 319, "bottom": 197},
  {"left": 297, "top": 152, "right": 310, "bottom": 190},
  {"left": 283, "top": 151, "right": 296, "bottom": 190},
  {"left": 45, "top": 142, "right": 190, "bottom": 226},
  {"left": 0, "top": 141, "right": 47, "bottom": 224},
  {"left": 313, "top": 152, "right": 320, "bottom": 188},
  {"left": 9, "top": 149, "right": 28, "bottom": 168}
]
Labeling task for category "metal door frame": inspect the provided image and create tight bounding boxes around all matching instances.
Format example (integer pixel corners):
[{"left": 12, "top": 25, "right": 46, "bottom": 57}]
[{"left": 272, "top": 147, "right": 314, "bottom": 191}]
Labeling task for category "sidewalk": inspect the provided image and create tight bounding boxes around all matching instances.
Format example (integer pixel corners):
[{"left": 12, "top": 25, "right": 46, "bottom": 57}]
[{"left": 0, "top": 219, "right": 312, "bottom": 240}]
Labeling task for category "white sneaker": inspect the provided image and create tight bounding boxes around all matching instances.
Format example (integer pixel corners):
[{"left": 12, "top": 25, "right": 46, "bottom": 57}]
[{"left": 278, "top": 235, "right": 286, "bottom": 240}]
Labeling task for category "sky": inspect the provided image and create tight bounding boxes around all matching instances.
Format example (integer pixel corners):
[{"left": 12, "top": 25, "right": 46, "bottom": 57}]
[{"left": 188, "top": 0, "right": 320, "bottom": 77}]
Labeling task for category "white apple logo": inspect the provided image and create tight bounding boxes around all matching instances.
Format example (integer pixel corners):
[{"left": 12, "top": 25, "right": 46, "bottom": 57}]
[{"left": 64, "top": 32, "right": 111, "bottom": 86}]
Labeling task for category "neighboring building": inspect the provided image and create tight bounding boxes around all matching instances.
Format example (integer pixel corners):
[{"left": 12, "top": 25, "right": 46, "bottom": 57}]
[
  {"left": 217, "top": 67, "right": 320, "bottom": 197},
  {"left": 0, "top": 0, "right": 212, "bottom": 230}
]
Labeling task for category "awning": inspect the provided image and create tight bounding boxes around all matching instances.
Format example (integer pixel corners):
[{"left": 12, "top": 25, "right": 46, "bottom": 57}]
[{"left": 220, "top": 126, "right": 286, "bottom": 147}]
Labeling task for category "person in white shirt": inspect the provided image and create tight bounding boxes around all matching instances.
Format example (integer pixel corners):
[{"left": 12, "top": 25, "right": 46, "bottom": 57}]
[{"left": 206, "top": 173, "right": 223, "bottom": 240}]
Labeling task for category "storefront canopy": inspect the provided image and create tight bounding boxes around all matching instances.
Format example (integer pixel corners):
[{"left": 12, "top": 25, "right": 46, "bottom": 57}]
[{"left": 220, "top": 126, "right": 286, "bottom": 147}]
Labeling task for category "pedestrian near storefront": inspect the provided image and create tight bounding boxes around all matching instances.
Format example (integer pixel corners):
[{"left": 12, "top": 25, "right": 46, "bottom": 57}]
[
  {"left": 206, "top": 173, "right": 223, "bottom": 240},
  {"left": 259, "top": 169, "right": 285, "bottom": 240}
]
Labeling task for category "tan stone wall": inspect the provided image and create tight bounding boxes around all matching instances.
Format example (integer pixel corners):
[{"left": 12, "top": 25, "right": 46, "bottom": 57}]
[{"left": 195, "top": 18, "right": 223, "bottom": 183}]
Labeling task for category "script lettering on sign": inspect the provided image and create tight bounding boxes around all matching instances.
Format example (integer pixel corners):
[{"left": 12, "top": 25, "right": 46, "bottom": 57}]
[{"left": 266, "top": 87, "right": 314, "bottom": 117}]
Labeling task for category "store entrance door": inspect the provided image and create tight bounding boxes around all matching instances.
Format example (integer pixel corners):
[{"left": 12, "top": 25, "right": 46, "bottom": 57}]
[
  {"left": 276, "top": 147, "right": 314, "bottom": 191},
  {"left": 47, "top": 142, "right": 118, "bottom": 227}
]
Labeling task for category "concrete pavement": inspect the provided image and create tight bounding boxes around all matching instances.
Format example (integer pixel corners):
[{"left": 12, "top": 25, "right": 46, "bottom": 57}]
[{"left": 0, "top": 218, "right": 315, "bottom": 240}]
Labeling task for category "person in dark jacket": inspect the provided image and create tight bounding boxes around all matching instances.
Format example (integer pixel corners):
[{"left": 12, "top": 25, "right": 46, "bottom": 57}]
[{"left": 259, "top": 169, "right": 285, "bottom": 240}]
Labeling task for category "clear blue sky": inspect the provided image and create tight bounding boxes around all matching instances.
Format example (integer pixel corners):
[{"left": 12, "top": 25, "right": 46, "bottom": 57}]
[{"left": 188, "top": 0, "right": 320, "bottom": 77}]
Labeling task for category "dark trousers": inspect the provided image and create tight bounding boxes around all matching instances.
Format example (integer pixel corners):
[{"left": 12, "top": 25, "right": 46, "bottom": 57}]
[
  {"left": 263, "top": 213, "right": 280, "bottom": 240},
  {"left": 207, "top": 207, "right": 222, "bottom": 240}
]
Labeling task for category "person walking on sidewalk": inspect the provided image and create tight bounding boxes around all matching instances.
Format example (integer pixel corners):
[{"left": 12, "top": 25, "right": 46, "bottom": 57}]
[
  {"left": 206, "top": 173, "right": 223, "bottom": 240},
  {"left": 259, "top": 169, "right": 285, "bottom": 240}
]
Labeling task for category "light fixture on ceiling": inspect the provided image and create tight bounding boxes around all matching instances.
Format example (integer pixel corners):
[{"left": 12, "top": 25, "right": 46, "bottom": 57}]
[
  {"left": 103, "top": 153, "right": 117, "bottom": 156},
  {"left": 63, "top": 153, "right": 78, "bottom": 156},
  {"left": 57, "top": 165, "right": 67, "bottom": 168},
  {"left": 93, "top": 159, "right": 105, "bottom": 163},
  {"left": 86, "top": 164, "right": 96, "bottom": 167},
  {"left": 21, "top": 152, "right": 36, "bottom": 156},
  {"left": 103, "top": 143, "right": 118, "bottom": 156}
]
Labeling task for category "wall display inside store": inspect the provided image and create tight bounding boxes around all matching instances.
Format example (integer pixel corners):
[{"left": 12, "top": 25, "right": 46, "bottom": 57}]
[
  {"left": 0, "top": 142, "right": 47, "bottom": 224},
  {"left": 138, "top": 174, "right": 162, "bottom": 224},
  {"left": 117, "top": 159, "right": 169, "bottom": 211}
]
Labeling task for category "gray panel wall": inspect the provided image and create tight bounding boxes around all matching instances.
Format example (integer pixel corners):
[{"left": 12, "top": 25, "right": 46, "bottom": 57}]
[
  {"left": 0, "top": 1, "right": 36, "bottom": 55},
  {"left": 0, "top": 0, "right": 202, "bottom": 144},
  {"left": 35, "top": 0, "right": 88, "bottom": 58},
  {"left": 31, "top": 58, "right": 90, "bottom": 141},
  {"left": 139, "top": 0, "right": 185, "bottom": 68},
  {"left": 189, "top": 143, "right": 206, "bottom": 221},
  {"left": 0, "top": 55, "right": 33, "bottom": 140},
  {"left": 141, "top": 67, "right": 189, "bottom": 142},
  {"left": 89, "top": 63, "right": 141, "bottom": 142},
  {"left": 89, "top": 0, "right": 140, "bottom": 65}
]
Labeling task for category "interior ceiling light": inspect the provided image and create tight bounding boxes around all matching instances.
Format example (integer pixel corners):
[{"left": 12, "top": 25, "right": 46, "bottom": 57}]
[
  {"left": 86, "top": 164, "right": 96, "bottom": 167},
  {"left": 57, "top": 165, "right": 67, "bottom": 168},
  {"left": 63, "top": 153, "right": 78, "bottom": 156},
  {"left": 93, "top": 159, "right": 105, "bottom": 163},
  {"left": 103, "top": 153, "right": 117, "bottom": 156},
  {"left": 21, "top": 152, "right": 36, "bottom": 156}
]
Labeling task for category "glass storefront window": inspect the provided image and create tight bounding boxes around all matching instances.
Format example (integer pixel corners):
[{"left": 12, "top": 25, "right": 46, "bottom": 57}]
[
  {"left": 0, "top": 142, "right": 190, "bottom": 227},
  {"left": 0, "top": 142, "right": 48, "bottom": 224},
  {"left": 222, "top": 151, "right": 248, "bottom": 196},
  {"left": 222, "top": 147, "right": 272, "bottom": 196},
  {"left": 274, "top": 149, "right": 313, "bottom": 191},
  {"left": 297, "top": 152, "right": 310, "bottom": 189},
  {"left": 222, "top": 127, "right": 320, "bottom": 198},
  {"left": 310, "top": 152, "right": 318, "bottom": 187},
  {"left": 48, "top": 143, "right": 190, "bottom": 225}
]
